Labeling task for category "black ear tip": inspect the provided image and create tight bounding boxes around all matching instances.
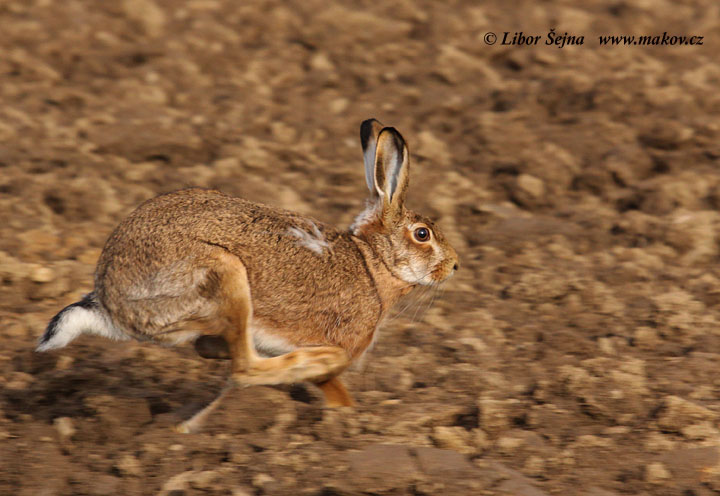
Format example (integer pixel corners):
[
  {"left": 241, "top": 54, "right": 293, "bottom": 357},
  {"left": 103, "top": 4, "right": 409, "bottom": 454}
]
[
  {"left": 380, "top": 127, "right": 406, "bottom": 150},
  {"left": 360, "top": 119, "right": 375, "bottom": 144},
  {"left": 360, "top": 118, "right": 381, "bottom": 148}
]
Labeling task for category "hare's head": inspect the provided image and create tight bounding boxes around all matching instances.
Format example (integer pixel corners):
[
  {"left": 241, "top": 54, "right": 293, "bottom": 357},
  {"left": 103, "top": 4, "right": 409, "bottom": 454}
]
[{"left": 351, "top": 119, "right": 459, "bottom": 286}]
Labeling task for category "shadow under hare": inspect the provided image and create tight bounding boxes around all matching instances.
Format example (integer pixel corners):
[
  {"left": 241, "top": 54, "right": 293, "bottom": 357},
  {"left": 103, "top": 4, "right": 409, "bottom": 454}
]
[{"left": 38, "top": 119, "right": 459, "bottom": 432}]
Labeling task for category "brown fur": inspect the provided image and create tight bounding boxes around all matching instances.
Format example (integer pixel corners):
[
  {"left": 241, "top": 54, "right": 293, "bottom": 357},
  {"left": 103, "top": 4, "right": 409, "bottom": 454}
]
[
  {"left": 43, "top": 119, "right": 459, "bottom": 432},
  {"left": 96, "top": 189, "right": 385, "bottom": 358}
]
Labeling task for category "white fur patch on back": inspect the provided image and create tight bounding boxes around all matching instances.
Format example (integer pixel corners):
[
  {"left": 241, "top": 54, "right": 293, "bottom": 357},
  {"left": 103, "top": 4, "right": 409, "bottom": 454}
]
[
  {"left": 287, "top": 222, "right": 330, "bottom": 255},
  {"left": 250, "top": 323, "right": 296, "bottom": 357}
]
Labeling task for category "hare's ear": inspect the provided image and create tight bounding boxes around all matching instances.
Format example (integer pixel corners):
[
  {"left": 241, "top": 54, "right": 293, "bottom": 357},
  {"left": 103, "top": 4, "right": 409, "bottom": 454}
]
[
  {"left": 360, "top": 118, "right": 384, "bottom": 197},
  {"left": 374, "top": 127, "right": 409, "bottom": 213}
]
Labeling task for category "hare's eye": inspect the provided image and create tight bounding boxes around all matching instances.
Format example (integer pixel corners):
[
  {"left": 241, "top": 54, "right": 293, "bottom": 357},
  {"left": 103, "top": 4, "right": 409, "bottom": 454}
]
[{"left": 414, "top": 227, "right": 430, "bottom": 242}]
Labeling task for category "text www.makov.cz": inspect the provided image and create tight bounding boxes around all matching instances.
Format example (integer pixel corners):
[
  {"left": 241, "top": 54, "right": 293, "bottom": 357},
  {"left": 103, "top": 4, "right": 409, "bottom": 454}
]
[
  {"left": 484, "top": 29, "right": 704, "bottom": 47},
  {"left": 599, "top": 33, "right": 704, "bottom": 46}
]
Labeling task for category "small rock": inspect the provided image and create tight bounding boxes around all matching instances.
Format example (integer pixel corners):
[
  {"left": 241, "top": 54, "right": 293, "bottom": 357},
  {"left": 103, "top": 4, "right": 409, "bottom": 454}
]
[
  {"left": 639, "top": 120, "right": 693, "bottom": 150},
  {"left": 270, "top": 122, "right": 297, "bottom": 143},
  {"left": 159, "top": 470, "right": 195, "bottom": 494},
  {"left": 665, "top": 210, "right": 720, "bottom": 265},
  {"left": 680, "top": 421, "right": 720, "bottom": 440},
  {"left": 657, "top": 395, "right": 718, "bottom": 432},
  {"left": 5, "top": 372, "right": 35, "bottom": 390},
  {"left": 122, "top": 0, "right": 166, "bottom": 36},
  {"left": 251, "top": 473, "right": 275, "bottom": 488},
  {"left": 192, "top": 470, "right": 221, "bottom": 490},
  {"left": 523, "top": 456, "right": 545, "bottom": 477},
  {"left": 310, "top": 52, "right": 334, "bottom": 72},
  {"left": 55, "top": 355, "right": 74, "bottom": 370},
  {"left": 474, "top": 428, "right": 491, "bottom": 449},
  {"left": 432, "top": 426, "right": 474, "bottom": 454},
  {"left": 633, "top": 327, "right": 660, "bottom": 348},
  {"left": 597, "top": 337, "right": 615, "bottom": 355},
  {"left": 644, "top": 432, "right": 677, "bottom": 452},
  {"left": 30, "top": 266, "right": 55, "bottom": 283},
  {"left": 115, "top": 454, "right": 142, "bottom": 477},
  {"left": 330, "top": 98, "right": 349, "bottom": 114},
  {"left": 53, "top": 417, "right": 76, "bottom": 441},
  {"left": 517, "top": 174, "right": 545, "bottom": 199},
  {"left": 645, "top": 462, "right": 671, "bottom": 484},
  {"left": 496, "top": 434, "right": 525, "bottom": 454},
  {"left": 478, "top": 397, "right": 521, "bottom": 434}
]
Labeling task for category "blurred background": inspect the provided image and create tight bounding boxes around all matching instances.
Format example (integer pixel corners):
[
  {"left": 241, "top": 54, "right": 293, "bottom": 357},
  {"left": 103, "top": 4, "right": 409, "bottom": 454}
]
[{"left": 1, "top": 0, "right": 720, "bottom": 495}]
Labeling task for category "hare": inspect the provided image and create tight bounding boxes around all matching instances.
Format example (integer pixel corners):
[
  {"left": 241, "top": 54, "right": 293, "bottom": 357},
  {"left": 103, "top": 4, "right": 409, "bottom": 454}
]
[{"left": 37, "top": 119, "right": 459, "bottom": 432}]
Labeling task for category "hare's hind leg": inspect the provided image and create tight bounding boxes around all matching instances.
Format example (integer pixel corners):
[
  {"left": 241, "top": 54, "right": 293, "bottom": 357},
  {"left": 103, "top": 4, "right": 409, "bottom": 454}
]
[
  {"left": 178, "top": 248, "right": 349, "bottom": 433},
  {"left": 193, "top": 337, "right": 354, "bottom": 407}
]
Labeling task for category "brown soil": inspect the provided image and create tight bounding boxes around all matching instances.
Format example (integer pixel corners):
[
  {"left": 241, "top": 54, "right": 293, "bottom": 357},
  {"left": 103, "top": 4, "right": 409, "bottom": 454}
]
[{"left": 2, "top": 1, "right": 720, "bottom": 495}]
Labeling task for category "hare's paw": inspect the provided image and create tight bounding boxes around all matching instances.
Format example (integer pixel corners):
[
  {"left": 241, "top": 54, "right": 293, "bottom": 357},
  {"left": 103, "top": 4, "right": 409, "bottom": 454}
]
[
  {"left": 316, "top": 376, "right": 355, "bottom": 408},
  {"left": 235, "top": 346, "right": 350, "bottom": 385},
  {"left": 174, "top": 422, "right": 193, "bottom": 434}
]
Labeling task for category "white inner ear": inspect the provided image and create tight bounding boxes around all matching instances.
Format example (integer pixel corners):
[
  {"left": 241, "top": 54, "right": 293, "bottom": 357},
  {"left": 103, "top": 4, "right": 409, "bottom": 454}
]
[
  {"left": 385, "top": 147, "right": 400, "bottom": 200},
  {"left": 363, "top": 138, "right": 377, "bottom": 193}
]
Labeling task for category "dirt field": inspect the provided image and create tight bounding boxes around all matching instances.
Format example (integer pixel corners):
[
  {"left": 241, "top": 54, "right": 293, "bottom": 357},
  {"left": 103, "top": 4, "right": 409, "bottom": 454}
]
[{"left": 2, "top": 1, "right": 720, "bottom": 495}]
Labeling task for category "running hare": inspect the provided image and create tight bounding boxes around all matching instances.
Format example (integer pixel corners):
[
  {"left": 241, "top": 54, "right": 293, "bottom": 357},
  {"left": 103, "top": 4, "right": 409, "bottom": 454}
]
[{"left": 37, "top": 119, "right": 459, "bottom": 432}]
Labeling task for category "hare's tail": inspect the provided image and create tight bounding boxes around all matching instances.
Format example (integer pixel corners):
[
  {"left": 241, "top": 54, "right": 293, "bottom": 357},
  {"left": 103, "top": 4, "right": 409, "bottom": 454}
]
[{"left": 37, "top": 292, "right": 124, "bottom": 351}]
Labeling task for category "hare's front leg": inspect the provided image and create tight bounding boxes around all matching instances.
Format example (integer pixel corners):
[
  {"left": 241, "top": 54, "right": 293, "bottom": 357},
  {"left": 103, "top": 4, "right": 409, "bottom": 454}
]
[{"left": 315, "top": 377, "right": 355, "bottom": 407}]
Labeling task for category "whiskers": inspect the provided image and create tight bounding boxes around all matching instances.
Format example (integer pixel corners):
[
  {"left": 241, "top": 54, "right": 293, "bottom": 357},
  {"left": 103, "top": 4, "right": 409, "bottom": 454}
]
[
  {"left": 388, "top": 268, "right": 445, "bottom": 324},
  {"left": 349, "top": 269, "right": 449, "bottom": 375}
]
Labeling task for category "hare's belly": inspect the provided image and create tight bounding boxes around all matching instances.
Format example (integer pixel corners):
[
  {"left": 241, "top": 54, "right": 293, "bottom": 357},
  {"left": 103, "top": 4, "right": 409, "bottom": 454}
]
[
  {"left": 250, "top": 321, "right": 296, "bottom": 357},
  {"left": 248, "top": 293, "right": 381, "bottom": 358},
  {"left": 243, "top": 246, "right": 383, "bottom": 356}
]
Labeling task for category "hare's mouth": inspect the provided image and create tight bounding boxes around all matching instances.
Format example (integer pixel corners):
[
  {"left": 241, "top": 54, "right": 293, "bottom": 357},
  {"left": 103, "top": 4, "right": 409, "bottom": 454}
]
[
  {"left": 429, "top": 262, "right": 457, "bottom": 284},
  {"left": 395, "top": 259, "right": 456, "bottom": 286}
]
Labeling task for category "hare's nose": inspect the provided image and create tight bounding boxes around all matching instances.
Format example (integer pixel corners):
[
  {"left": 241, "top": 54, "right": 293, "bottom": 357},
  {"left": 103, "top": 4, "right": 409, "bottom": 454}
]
[{"left": 453, "top": 262, "right": 459, "bottom": 271}]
